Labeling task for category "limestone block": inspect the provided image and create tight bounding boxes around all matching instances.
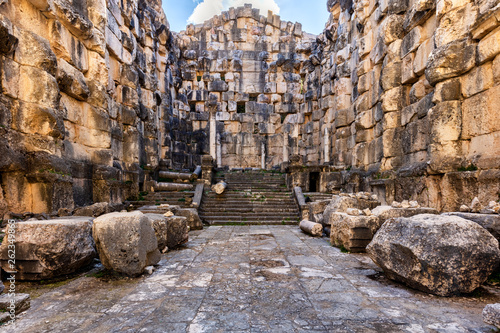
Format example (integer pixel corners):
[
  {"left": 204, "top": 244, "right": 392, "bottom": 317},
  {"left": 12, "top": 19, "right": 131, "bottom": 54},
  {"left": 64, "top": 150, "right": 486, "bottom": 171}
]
[
  {"left": 52, "top": 0, "right": 93, "bottom": 39},
  {"left": 87, "top": 0, "right": 107, "bottom": 32},
  {"left": 57, "top": 59, "right": 90, "bottom": 101},
  {"left": 428, "top": 141, "right": 465, "bottom": 173},
  {"left": 87, "top": 51, "right": 108, "bottom": 86},
  {"left": 436, "top": 0, "right": 469, "bottom": 18},
  {"left": 432, "top": 78, "right": 461, "bottom": 103},
  {"left": 176, "top": 208, "right": 203, "bottom": 231},
  {"left": 1, "top": 56, "right": 19, "bottom": 99},
  {"left": 402, "top": 117, "right": 429, "bottom": 154},
  {"left": 384, "top": 112, "right": 400, "bottom": 129},
  {"left": 380, "top": 15, "right": 404, "bottom": 44},
  {"left": 13, "top": 102, "right": 64, "bottom": 138},
  {"left": 462, "top": 85, "right": 500, "bottom": 139},
  {"left": 0, "top": 218, "right": 96, "bottom": 280},
  {"left": 329, "top": 212, "right": 381, "bottom": 252},
  {"left": 49, "top": 20, "right": 89, "bottom": 72},
  {"left": 428, "top": 101, "right": 462, "bottom": 144},
  {"left": 460, "top": 62, "right": 494, "bottom": 98},
  {"left": 402, "top": 26, "right": 424, "bottom": 57},
  {"left": 413, "top": 38, "right": 433, "bottom": 76},
  {"left": 435, "top": 4, "right": 477, "bottom": 48},
  {"left": 144, "top": 213, "right": 168, "bottom": 252},
  {"left": 165, "top": 216, "right": 189, "bottom": 249},
  {"left": 402, "top": 53, "right": 417, "bottom": 84},
  {"left": 14, "top": 29, "right": 57, "bottom": 76},
  {"left": 367, "top": 214, "right": 500, "bottom": 296},
  {"left": 381, "top": 87, "right": 404, "bottom": 112},
  {"left": 381, "top": 61, "right": 401, "bottom": 90},
  {"left": 19, "top": 66, "right": 59, "bottom": 108},
  {"left": 93, "top": 212, "right": 160, "bottom": 276},
  {"left": 383, "top": 128, "right": 401, "bottom": 157},
  {"left": 426, "top": 38, "right": 476, "bottom": 86}
]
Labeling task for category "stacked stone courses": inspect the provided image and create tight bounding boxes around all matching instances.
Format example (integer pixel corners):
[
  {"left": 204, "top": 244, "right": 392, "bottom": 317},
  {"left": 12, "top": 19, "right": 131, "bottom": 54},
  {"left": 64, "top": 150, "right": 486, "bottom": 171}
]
[{"left": 0, "top": 0, "right": 500, "bottom": 216}]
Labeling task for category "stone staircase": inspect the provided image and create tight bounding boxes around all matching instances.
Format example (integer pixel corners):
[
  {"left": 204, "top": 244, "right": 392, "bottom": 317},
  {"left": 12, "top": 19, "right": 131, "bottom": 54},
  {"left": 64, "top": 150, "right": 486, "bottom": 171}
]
[
  {"left": 303, "top": 192, "right": 333, "bottom": 202},
  {"left": 126, "top": 190, "right": 195, "bottom": 211},
  {"left": 199, "top": 171, "right": 301, "bottom": 225}
]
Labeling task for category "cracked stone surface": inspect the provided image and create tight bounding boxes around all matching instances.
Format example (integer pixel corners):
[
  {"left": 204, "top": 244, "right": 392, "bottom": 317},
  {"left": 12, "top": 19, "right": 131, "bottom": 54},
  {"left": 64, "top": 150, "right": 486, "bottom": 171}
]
[{"left": 2, "top": 226, "right": 499, "bottom": 332}]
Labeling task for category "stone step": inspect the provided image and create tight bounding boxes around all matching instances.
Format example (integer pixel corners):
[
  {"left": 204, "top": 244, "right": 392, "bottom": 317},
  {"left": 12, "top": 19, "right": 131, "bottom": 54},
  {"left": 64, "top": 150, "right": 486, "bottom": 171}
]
[{"left": 205, "top": 219, "right": 299, "bottom": 225}]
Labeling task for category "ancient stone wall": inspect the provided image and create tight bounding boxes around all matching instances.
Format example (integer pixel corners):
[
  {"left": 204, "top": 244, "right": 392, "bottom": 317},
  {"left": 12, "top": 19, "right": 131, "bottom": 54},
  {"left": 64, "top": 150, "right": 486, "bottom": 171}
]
[
  {"left": 286, "top": 0, "right": 500, "bottom": 211},
  {"left": 0, "top": 0, "right": 191, "bottom": 216},
  {"left": 174, "top": 4, "right": 316, "bottom": 169}
]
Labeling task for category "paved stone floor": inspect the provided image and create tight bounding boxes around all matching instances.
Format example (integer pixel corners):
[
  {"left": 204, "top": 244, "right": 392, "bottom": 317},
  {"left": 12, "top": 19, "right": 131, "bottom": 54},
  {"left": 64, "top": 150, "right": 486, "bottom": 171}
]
[{"left": 3, "top": 226, "right": 500, "bottom": 332}]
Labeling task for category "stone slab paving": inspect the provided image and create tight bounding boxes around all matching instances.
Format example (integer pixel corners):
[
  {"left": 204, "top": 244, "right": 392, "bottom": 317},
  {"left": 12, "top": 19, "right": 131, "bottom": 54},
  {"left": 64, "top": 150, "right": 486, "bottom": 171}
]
[{"left": 2, "top": 226, "right": 499, "bottom": 332}]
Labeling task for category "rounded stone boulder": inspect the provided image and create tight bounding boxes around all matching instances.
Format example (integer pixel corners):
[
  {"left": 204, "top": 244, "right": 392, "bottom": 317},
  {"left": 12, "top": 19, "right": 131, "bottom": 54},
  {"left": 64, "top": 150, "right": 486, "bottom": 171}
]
[
  {"left": 93, "top": 212, "right": 161, "bottom": 277},
  {"left": 367, "top": 214, "right": 500, "bottom": 296}
]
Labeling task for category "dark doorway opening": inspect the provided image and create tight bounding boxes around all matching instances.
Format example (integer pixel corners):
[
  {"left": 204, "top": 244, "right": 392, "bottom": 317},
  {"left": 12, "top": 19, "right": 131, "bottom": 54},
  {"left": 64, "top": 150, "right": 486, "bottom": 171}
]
[{"left": 309, "top": 172, "right": 320, "bottom": 192}]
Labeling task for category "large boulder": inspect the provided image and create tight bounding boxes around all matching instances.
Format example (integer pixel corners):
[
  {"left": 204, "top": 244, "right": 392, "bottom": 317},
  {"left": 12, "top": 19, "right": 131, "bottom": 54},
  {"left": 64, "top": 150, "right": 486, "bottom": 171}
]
[
  {"left": 144, "top": 213, "right": 168, "bottom": 252},
  {"left": 176, "top": 208, "right": 203, "bottom": 230},
  {"left": 367, "top": 214, "right": 500, "bottom": 296},
  {"left": 0, "top": 217, "right": 96, "bottom": 280},
  {"left": 165, "top": 216, "right": 189, "bottom": 249},
  {"left": 92, "top": 212, "right": 160, "bottom": 276}
]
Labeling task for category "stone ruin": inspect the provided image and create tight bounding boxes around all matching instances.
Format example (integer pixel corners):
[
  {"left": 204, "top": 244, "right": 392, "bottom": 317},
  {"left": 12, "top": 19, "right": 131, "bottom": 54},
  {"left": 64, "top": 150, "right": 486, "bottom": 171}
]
[{"left": 0, "top": 0, "right": 500, "bottom": 327}]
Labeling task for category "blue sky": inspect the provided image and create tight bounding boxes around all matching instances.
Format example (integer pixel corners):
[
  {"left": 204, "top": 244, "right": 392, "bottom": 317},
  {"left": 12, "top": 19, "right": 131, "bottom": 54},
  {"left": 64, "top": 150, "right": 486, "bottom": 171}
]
[{"left": 162, "top": 0, "right": 330, "bottom": 35}]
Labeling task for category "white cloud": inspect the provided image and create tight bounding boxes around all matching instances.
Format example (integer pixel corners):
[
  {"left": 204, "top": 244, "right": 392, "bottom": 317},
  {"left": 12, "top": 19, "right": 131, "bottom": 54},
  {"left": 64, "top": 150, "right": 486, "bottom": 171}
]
[{"left": 187, "top": 0, "right": 280, "bottom": 24}]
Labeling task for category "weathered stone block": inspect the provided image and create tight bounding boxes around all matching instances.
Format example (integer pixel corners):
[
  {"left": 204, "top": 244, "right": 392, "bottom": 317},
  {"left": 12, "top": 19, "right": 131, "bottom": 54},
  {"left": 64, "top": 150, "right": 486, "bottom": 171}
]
[
  {"left": 0, "top": 217, "right": 96, "bottom": 280},
  {"left": 14, "top": 30, "right": 57, "bottom": 76},
  {"left": 462, "top": 85, "right": 500, "bottom": 139},
  {"left": 176, "top": 208, "right": 203, "bottom": 231},
  {"left": 413, "top": 38, "right": 433, "bottom": 76},
  {"left": 1, "top": 56, "right": 19, "bottom": 98},
  {"left": 381, "top": 61, "right": 401, "bottom": 90},
  {"left": 402, "top": 26, "right": 424, "bottom": 57},
  {"left": 57, "top": 59, "right": 89, "bottom": 101},
  {"left": 435, "top": 4, "right": 477, "bottom": 48},
  {"left": 14, "top": 102, "right": 64, "bottom": 139},
  {"left": 426, "top": 38, "right": 477, "bottom": 86},
  {"left": 478, "top": 27, "right": 500, "bottom": 63},
  {"left": 367, "top": 214, "right": 500, "bottom": 296},
  {"left": 19, "top": 66, "right": 59, "bottom": 108},
  {"left": 93, "top": 212, "right": 161, "bottom": 276},
  {"left": 165, "top": 215, "right": 189, "bottom": 249},
  {"left": 429, "top": 101, "right": 461, "bottom": 143},
  {"left": 432, "top": 78, "right": 461, "bottom": 103},
  {"left": 144, "top": 213, "right": 169, "bottom": 252},
  {"left": 49, "top": 20, "right": 89, "bottom": 72},
  {"left": 329, "top": 212, "right": 381, "bottom": 252},
  {"left": 460, "top": 62, "right": 494, "bottom": 98}
]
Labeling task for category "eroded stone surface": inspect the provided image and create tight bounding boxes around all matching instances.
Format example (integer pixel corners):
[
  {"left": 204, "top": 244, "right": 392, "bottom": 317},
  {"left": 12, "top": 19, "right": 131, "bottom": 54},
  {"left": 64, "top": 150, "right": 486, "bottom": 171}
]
[{"left": 1, "top": 226, "right": 498, "bottom": 332}]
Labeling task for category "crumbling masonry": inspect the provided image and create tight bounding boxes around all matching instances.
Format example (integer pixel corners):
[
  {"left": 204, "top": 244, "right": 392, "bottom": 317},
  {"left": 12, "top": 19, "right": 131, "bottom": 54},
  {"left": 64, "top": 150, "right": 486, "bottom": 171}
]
[{"left": 0, "top": 0, "right": 500, "bottom": 217}]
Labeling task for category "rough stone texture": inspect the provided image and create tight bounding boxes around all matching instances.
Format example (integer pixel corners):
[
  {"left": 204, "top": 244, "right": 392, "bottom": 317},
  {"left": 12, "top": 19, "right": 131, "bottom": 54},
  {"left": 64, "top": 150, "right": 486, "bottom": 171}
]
[
  {"left": 144, "top": 213, "right": 169, "bottom": 253},
  {"left": 1, "top": 226, "right": 497, "bottom": 333},
  {"left": 0, "top": 217, "right": 96, "bottom": 280},
  {"left": 483, "top": 303, "right": 500, "bottom": 329},
  {"left": 165, "top": 215, "right": 189, "bottom": 249},
  {"left": 175, "top": 208, "right": 203, "bottom": 231},
  {"left": 443, "top": 212, "right": 500, "bottom": 244},
  {"left": 330, "top": 212, "right": 382, "bottom": 252},
  {"left": 92, "top": 212, "right": 161, "bottom": 276},
  {"left": 367, "top": 214, "right": 500, "bottom": 296},
  {"left": 1, "top": 0, "right": 500, "bottom": 216},
  {"left": 0, "top": 293, "right": 30, "bottom": 323},
  {"left": 372, "top": 205, "right": 439, "bottom": 221}
]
